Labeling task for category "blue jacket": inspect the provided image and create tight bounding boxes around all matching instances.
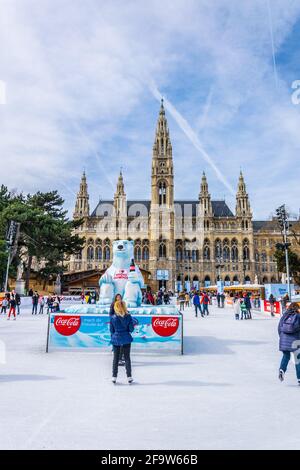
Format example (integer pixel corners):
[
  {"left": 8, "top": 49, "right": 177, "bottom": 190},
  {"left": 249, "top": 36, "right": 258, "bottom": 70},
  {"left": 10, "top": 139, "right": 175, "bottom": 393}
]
[
  {"left": 244, "top": 296, "right": 251, "bottom": 308},
  {"left": 110, "top": 314, "right": 134, "bottom": 346},
  {"left": 193, "top": 294, "right": 200, "bottom": 305},
  {"left": 278, "top": 309, "right": 300, "bottom": 352}
]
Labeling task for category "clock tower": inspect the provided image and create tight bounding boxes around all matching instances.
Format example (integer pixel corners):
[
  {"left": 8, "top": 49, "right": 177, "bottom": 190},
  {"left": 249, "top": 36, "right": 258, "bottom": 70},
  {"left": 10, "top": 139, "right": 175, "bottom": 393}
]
[{"left": 149, "top": 99, "right": 175, "bottom": 290}]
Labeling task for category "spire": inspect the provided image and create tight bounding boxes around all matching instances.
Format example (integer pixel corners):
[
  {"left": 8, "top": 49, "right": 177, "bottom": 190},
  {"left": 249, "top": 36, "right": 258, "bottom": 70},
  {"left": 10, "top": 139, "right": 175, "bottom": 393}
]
[
  {"left": 153, "top": 98, "right": 172, "bottom": 159},
  {"left": 200, "top": 171, "right": 209, "bottom": 196},
  {"left": 151, "top": 100, "right": 174, "bottom": 207},
  {"left": 236, "top": 171, "right": 251, "bottom": 217},
  {"left": 237, "top": 170, "right": 246, "bottom": 194},
  {"left": 198, "top": 171, "right": 212, "bottom": 217},
  {"left": 73, "top": 171, "right": 90, "bottom": 218},
  {"left": 115, "top": 169, "right": 125, "bottom": 196},
  {"left": 114, "top": 169, "right": 127, "bottom": 220}
]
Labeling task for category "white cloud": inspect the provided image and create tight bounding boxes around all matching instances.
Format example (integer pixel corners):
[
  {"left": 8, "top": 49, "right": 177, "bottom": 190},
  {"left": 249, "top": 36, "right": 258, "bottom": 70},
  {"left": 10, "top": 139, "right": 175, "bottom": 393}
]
[{"left": 0, "top": 0, "right": 300, "bottom": 218}]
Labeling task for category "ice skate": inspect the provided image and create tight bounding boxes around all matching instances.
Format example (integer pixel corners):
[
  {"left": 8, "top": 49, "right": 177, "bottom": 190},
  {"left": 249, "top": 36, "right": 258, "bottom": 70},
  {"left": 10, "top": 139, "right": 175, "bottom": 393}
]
[
  {"left": 279, "top": 369, "right": 285, "bottom": 382},
  {"left": 112, "top": 377, "right": 117, "bottom": 384},
  {"left": 128, "top": 377, "right": 133, "bottom": 384}
]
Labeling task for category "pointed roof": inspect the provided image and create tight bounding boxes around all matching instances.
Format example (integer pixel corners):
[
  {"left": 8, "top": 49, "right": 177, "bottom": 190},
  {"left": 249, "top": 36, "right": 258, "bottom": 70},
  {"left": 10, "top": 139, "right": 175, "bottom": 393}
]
[{"left": 115, "top": 169, "right": 125, "bottom": 196}]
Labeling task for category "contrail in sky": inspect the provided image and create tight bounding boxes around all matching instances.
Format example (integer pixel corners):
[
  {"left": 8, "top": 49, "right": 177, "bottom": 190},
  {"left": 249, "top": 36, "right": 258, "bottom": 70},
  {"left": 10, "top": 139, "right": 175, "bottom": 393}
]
[
  {"left": 267, "top": 0, "right": 278, "bottom": 90},
  {"left": 149, "top": 81, "right": 235, "bottom": 196}
]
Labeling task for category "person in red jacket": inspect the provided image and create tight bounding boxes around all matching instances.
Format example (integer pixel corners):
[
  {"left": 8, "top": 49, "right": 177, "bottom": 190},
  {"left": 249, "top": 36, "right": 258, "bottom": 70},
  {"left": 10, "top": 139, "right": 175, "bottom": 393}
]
[
  {"left": 201, "top": 291, "right": 210, "bottom": 315},
  {"left": 8, "top": 295, "right": 17, "bottom": 320}
]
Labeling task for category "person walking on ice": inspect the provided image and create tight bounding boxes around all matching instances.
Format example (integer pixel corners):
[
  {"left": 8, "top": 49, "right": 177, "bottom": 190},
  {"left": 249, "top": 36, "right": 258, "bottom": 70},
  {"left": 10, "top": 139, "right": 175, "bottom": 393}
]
[
  {"left": 192, "top": 291, "right": 203, "bottom": 318},
  {"left": 7, "top": 295, "right": 17, "bottom": 320},
  {"left": 110, "top": 298, "right": 134, "bottom": 384},
  {"left": 278, "top": 302, "right": 300, "bottom": 385}
]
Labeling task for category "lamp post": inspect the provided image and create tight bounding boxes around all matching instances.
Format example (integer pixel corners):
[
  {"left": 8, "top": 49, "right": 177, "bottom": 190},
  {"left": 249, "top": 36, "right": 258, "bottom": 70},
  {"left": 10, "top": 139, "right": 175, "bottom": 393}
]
[{"left": 276, "top": 205, "right": 292, "bottom": 300}]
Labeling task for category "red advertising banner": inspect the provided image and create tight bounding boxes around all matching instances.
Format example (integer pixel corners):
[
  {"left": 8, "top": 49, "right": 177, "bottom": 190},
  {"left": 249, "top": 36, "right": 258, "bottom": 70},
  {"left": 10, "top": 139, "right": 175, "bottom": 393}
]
[{"left": 263, "top": 300, "right": 281, "bottom": 315}]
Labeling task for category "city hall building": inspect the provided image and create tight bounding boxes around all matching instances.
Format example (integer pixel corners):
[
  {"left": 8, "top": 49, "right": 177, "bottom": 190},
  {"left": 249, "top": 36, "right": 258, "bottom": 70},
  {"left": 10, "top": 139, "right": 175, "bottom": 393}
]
[{"left": 65, "top": 101, "right": 299, "bottom": 293}]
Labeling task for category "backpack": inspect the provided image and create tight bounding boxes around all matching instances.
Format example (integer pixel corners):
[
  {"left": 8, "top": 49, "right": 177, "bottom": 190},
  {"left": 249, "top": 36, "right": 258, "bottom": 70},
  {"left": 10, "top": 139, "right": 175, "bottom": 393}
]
[{"left": 281, "top": 314, "right": 300, "bottom": 335}]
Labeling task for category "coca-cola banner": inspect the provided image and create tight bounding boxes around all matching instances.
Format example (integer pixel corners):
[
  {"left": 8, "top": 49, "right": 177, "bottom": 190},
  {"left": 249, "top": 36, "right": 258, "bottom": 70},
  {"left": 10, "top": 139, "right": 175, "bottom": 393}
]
[{"left": 48, "top": 313, "right": 183, "bottom": 353}]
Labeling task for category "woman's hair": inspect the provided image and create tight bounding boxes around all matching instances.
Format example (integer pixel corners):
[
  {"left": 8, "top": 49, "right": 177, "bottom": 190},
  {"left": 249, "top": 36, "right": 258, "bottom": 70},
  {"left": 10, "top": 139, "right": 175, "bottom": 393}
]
[
  {"left": 114, "top": 300, "right": 128, "bottom": 317},
  {"left": 114, "top": 294, "right": 122, "bottom": 302},
  {"left": 287, "top": 302, "right": 300, "bottom": 313}
]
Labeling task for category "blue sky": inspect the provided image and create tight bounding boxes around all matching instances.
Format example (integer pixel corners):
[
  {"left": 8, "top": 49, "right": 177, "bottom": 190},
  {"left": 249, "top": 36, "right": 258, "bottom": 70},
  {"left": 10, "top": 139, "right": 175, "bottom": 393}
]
[{"left": 1, "top": 0, "right": 300, "bottom": 219}]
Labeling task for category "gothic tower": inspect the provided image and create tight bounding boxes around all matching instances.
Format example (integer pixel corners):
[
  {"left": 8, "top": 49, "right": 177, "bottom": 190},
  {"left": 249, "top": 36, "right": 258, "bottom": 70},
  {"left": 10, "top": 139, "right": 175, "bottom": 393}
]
[
  {"left": 149, "top": 99, "right": 175, "bottom": 290},
  {"left": 236, "top": 170, "right": 252, "bottom": 223},
  {"left": 114, "top": 170, "right": 127, "bottom": 239},
  {"left": 235, "top": 171, "right": 254, "bottom": 282},
  {"left": 73, "top": 171, "right": 90, "bottom": 218},
  {"left": 198, "top": 172, "right": 213, "bottom": 222}
]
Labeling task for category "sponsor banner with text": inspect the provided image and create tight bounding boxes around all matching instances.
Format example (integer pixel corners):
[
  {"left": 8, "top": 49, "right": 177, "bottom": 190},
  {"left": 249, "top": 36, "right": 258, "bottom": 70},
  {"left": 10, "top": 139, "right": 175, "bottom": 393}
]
[{"left": 48, "top": 313, "right": 182, "bottom": 353}]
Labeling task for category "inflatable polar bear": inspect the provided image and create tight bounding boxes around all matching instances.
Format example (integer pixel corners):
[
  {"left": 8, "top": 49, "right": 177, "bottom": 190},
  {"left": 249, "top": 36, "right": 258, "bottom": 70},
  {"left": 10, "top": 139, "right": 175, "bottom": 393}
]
[{"left": 99, "top": 240, "right": 144, "bottom": 307}]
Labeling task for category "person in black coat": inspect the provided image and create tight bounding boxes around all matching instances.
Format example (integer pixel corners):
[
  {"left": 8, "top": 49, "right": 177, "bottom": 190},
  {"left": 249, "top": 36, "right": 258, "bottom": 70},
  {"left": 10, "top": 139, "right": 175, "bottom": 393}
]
[
  {"left": 110, "top": 299, "right": 134, "bottom": 384},
  {"left": 244, "top": 294, "right": 252, "bottom": 319},
  {"left": 278, "top": 302, "right": 300, "bottom": 384}
]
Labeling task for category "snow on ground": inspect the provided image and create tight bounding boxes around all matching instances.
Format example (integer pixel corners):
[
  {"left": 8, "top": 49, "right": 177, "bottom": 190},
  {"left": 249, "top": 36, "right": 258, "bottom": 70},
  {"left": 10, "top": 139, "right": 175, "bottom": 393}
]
[{"left": 0, "top": 303, "right": 299, "bottom": 450}]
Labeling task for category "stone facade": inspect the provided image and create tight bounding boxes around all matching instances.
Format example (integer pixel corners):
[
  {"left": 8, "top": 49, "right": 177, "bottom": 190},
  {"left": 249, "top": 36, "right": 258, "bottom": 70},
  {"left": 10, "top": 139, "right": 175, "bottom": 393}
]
[{"left": 67, "top": 100, "right": 300, "bottom": 292}]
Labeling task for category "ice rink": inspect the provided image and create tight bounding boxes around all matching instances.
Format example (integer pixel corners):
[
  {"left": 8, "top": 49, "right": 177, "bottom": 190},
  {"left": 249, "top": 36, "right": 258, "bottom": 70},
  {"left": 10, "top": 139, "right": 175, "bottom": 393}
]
[{"left": 0, "top": 303, "right": 299, "bottom": 450}]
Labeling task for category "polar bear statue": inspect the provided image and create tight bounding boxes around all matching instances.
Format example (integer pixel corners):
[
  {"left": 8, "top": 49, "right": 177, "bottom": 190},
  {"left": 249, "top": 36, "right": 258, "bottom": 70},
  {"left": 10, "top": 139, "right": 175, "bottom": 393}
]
[
  {"left": 123, "top": 269, "right": 143, "bottom": 308},
  {"left": 98, "top": 240, "right": 144, "bottom": 306}
]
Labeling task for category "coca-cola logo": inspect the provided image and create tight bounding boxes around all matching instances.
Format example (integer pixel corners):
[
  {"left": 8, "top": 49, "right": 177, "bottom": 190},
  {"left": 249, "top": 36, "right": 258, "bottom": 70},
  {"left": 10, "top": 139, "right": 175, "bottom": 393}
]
[
  {"left": 151, "top": 316, "right": 179, "bottom": 337},
  {"left": 54, "top": 316, "right": 81, "bottom": 336}
]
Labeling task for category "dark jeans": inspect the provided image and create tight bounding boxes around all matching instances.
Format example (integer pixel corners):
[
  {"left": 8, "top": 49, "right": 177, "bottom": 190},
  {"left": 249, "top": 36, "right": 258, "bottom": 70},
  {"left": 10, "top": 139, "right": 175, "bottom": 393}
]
[
  {"left": 280, "top": 351, "right": 300, "bottom": 380},
  {"left": 113, "top": 344, "right": 132, "bottom": 378},
  {"left": 32, "top": 304, "right": 38, "bottom": 314},
  {"left": 202, "top": 304, "right": 209, "bottom": 315},
  {"left": 194, "top": 304, "right": 202, "bottom": 316}
]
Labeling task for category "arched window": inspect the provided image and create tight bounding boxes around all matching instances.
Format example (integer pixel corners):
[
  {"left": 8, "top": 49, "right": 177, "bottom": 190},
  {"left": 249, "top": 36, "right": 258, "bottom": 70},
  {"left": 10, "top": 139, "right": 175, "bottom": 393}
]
[
  {"left": 158, "top": 181, "right": 167, "bottom": 205},
  {"left": 243, "top": 239, "right": 250, "bottom": 260},
  {"left": 192, "top": 250, "right": 199, "bottom": 262},
  {"left": 215, "top": 239, "right": 222, "bottom": 260},
  {"left": 104, "top": 246, "right": 110, "bottom": 261},
  {"left": 87, "top": 246, "right": 94, "bottom": 260},
  {"left": 203, "top": 246, "right": 210, "bottom": 260},
  {"left": 135, "top": 245, "right": 142, "bottom": 261},
  {"left": 223, "top": 244, "right": 230, "bottom": 261},
  {"left": 176, "top": 246, "right": 182, "bottom": 261},
  {"left": 142, "top": 246, "right": 149, "bottom": 261},
  {"left": 159, "top": 239, "right": 167, "bottom": 258},
  {"left": 95, "top": 246, "right": 102, "bottom": 260},
  {"left": 231, "top": 239, "right": 239, "bottom": 262}
]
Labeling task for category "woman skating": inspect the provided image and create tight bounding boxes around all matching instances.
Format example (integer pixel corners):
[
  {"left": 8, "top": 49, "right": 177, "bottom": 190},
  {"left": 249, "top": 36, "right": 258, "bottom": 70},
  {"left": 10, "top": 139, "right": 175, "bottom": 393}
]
[
  {"left": 110, "top": 298, "right": 134, "bottom": 384},
  {"left": 278, "top": 302, "right": 300, "bottom": 385}
]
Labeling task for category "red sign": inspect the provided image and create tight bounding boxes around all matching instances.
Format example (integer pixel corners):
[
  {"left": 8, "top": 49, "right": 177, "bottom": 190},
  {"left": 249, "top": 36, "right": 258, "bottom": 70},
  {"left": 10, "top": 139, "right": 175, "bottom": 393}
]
[
  {"left": 263, "top": 300, "right": 281, "bottom": 315},
  {"left": 151, "top": 316, "right": 179, "bottom": 337},
  {"left": 54, "top": 315, "right": 81, "bottom": 336}
]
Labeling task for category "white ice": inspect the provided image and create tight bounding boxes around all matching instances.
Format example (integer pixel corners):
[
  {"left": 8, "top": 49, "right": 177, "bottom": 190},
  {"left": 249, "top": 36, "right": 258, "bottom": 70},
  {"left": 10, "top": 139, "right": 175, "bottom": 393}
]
[{"left": 0, "top": 303, "right": 299, "bottom": 450}]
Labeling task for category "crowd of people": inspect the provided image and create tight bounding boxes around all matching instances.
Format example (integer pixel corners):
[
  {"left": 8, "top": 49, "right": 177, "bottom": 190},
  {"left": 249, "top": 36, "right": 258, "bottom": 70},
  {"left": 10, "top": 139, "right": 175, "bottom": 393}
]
[
  {"left": 1, "top": 284, "right": 300, "bottom": 386},
  {"left": 0, "top": 289, "right": 62, "bottom": 319},
  {"left": 0, "top": 291, "right": 21, "bottom": 319}
]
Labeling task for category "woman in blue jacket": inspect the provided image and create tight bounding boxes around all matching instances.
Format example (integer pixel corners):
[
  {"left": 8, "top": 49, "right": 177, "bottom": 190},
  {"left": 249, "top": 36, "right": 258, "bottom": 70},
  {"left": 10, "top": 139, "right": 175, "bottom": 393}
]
[
  {"left": 278, "top": 302, "right": 300, "bottom": 384},
  {"left": 110, "top": 298, "right": 134, "bottom": 384}
]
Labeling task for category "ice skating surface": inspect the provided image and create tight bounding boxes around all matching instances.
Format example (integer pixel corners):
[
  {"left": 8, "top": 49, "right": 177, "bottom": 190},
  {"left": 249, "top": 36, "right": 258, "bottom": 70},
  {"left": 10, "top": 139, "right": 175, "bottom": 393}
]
[{"left": 0, "top": 305, "right": 299, "bottom": 450}]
